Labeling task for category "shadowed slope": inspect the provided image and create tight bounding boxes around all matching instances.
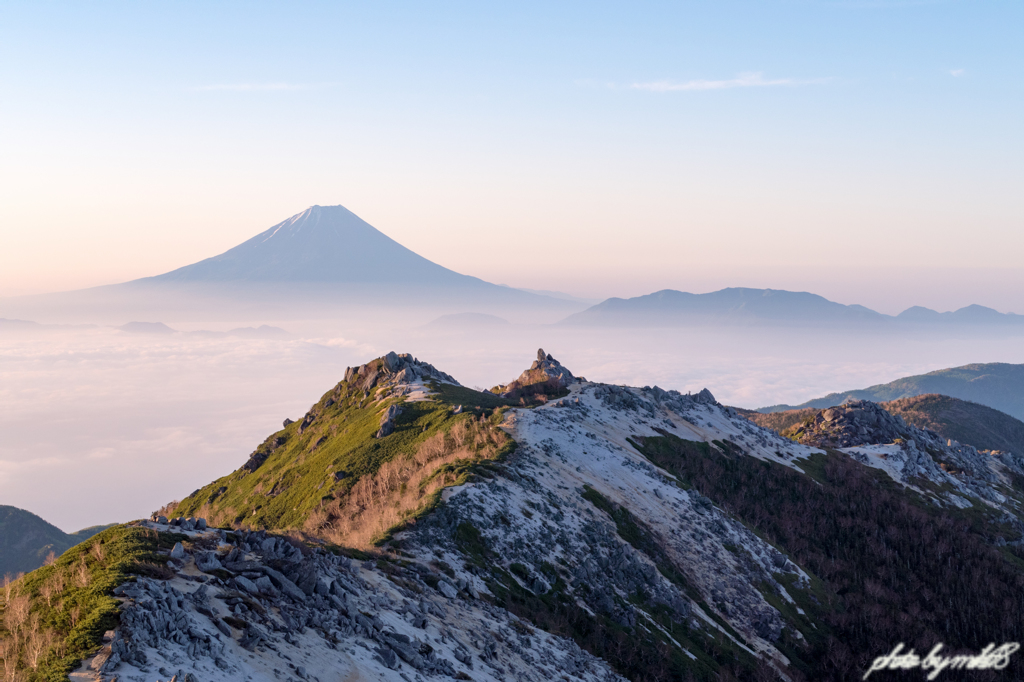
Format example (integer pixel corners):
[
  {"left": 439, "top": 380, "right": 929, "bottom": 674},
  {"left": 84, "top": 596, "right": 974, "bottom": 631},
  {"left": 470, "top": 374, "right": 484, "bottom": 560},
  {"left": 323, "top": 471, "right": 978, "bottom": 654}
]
[{"left": 0, "top": 506, "right": 115, "bottom": 575}]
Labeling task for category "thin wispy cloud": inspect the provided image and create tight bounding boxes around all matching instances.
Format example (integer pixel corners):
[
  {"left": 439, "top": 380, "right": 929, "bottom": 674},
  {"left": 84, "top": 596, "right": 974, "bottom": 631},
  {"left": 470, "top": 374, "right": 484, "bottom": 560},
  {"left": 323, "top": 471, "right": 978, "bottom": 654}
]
[
  {"left": 949, "top": 69, "right": 965, "bottom": 77},
  {"left": 196, "top": 82, "right": 335, "bottom": 92},
  {"left": 631, "top": 72, "right": 831, "bottom": 92}
]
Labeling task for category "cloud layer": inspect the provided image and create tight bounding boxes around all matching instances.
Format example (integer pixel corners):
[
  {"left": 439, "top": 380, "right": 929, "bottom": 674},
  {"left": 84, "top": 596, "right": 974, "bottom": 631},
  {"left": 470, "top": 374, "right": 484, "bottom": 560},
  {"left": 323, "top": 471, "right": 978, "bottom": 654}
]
[{"left": 5, "top": 322, "right": 1023, "bottom": 531}]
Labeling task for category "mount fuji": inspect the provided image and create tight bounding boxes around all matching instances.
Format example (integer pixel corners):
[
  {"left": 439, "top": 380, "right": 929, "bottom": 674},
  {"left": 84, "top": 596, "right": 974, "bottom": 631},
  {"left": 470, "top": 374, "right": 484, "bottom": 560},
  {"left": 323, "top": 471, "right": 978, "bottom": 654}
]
[
  {"left": 0, "top": 205, "right": 580, "bottom": 324},
  {"left": 145, "top": 205, "right": 485, "bottom": 286}
]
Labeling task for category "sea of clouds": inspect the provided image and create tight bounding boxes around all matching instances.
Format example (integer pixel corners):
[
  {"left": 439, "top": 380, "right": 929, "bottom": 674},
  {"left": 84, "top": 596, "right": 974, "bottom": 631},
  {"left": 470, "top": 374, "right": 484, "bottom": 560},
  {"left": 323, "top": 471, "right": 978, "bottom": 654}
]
[{"left": 3, "top": 322, "right": 1024, "bottom": 531}]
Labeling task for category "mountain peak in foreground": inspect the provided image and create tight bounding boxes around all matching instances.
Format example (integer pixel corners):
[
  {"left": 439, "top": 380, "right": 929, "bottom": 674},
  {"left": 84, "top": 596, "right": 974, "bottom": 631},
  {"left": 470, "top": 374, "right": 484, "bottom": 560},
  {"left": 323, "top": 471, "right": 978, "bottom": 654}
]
[
  {"left": 144, "top": 204, "right": 476, "bottom": 286},
  {"left": 6, "top": 350, "right": 1024, "bottom": 681}
]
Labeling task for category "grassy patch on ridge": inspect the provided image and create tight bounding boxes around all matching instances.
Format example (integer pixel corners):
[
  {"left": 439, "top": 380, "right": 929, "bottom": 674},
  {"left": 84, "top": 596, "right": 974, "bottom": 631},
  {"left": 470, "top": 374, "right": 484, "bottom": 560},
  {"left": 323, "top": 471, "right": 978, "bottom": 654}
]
[{"left": 173, "top": 372, "right": 517, "bottom": 549}]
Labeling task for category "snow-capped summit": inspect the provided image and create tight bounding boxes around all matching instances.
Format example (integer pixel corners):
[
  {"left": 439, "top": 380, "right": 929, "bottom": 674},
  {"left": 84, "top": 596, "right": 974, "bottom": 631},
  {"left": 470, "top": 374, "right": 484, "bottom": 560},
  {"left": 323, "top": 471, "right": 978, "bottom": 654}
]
[{"left": 146, "top": 204, "right": 479, "bottom": 285}]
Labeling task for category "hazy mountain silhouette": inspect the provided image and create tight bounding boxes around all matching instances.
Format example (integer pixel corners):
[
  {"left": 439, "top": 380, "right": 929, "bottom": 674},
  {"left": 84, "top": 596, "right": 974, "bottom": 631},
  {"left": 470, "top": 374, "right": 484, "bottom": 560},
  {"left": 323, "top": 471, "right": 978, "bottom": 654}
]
[
  {"left": 897, "top": 304, "right": 1024, "bottom": 325},
  {"left": 6, "top": 206, "right": 1022, "bottom": 328},
  {"left": 560, "top": 288, "right": 1024, "bottom": 329},
  {"left": 560, "top": 288, "right": 886, "bottom": 327},
  {"left": 117, "top": 321, "right": 176, "bottom": 334}
]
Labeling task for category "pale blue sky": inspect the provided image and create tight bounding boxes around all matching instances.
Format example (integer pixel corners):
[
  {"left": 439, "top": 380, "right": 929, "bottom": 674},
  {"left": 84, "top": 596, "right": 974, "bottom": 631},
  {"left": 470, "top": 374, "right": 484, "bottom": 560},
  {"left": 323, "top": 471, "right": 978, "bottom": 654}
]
[{"left": 1, "top": 1, "right": 1021, "bottom": 312}]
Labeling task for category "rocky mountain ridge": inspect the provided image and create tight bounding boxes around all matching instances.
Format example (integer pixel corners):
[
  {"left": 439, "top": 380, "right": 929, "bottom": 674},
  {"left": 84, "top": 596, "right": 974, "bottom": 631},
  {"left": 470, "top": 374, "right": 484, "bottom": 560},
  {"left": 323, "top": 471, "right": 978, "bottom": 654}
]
[
  {"left": 158, "top": 351, "right": 1024, "bottom": 679},
  {"left": 743, "top": 393, "right": 1024, "bottom": 458},
  {"left": 774, "top": 400, "right": 1024, "bottom": 513},
  {"left": 5, "top": 351, "right": 1024, "bottom": 681},
  {"left": 74, "top": 519, "right": 619, "bottom": 682}
]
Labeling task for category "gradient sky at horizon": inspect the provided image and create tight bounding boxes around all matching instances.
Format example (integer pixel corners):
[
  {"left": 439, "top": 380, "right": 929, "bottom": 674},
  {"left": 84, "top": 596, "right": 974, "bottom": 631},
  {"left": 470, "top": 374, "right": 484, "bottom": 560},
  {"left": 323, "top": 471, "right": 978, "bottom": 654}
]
[{"left": 1, "top": 1, "right": 1021, "bottom": 314}]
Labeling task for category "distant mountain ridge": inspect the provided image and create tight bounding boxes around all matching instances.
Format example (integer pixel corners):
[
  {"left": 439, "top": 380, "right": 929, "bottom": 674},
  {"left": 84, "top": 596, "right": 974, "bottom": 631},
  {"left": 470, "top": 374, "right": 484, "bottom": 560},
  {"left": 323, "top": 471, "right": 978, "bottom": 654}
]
[
  {"left": 897, "top": 304, "right": 1024, "bottom": 324},
  {"left": 4, "top": 205, "right": 1018, "bottom": 327},
  {"left": 560, "top": 288, "right": 882, "bottom": 326},
  {"left": 559, "top": 287, "right": 1024, "bottom": 328},
  {"left": 0, "top": 505, "right": 114, "bottom": 575},
  {"left": 758, "top": 362, "right": 1024, "bottom": 421}
]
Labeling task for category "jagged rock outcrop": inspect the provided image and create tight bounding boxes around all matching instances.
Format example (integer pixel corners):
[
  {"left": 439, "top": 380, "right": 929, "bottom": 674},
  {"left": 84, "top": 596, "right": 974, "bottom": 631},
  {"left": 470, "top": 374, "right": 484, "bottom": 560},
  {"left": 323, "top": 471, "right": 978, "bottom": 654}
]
[
  {"left": 694, "top": 387, "right": 717, "bottom": 405},
  {"left": 344, "top": 352, "right": 459, "bottom": 394},
  {"left": 376, "top": 403, "right": 402, "bottom": 438},
  {"left": 786, "top": 399, "right": 1024, "bottom": 510},
  {"left": 493, "top": 348, "right": 576, "bottom": 400},
  {"left": 788, "top": 399, "right": 912, "bottom": 448}
]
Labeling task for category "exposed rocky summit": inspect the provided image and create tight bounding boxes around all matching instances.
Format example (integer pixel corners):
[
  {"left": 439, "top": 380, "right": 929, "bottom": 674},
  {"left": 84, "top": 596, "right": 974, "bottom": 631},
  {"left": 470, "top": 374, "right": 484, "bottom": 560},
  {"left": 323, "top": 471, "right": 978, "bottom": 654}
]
[
  {"left": 492, "top": 348, "right": 576, "bottom": 400},
  {"left": 787, "top": 400, "right": 912, "bottom": 448},
  {"left": 344, "top": 352, "right": 459, "bottom": 394},
  {"left": 780, "top": 399, "right": 1024, "bottom": 509},
  {"left": 240, "top": 352, "right": 457, "bottom": 474}
]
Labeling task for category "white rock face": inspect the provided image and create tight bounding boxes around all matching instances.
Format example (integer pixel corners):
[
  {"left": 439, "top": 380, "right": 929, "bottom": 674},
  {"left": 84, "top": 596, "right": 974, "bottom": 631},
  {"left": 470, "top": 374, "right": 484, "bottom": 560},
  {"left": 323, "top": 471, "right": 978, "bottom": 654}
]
[
  {"left": 403, "top": 378, "right": 1024, "bottom": 670},
  {"left": 405, "top": 382, "right": 817, "bottom": 668},
  {"left": 809, "top": 401, "right": 1024, "bottom": 512},
  {"left": 80, "top": 521, "right": 623, "bottom": 682}
]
